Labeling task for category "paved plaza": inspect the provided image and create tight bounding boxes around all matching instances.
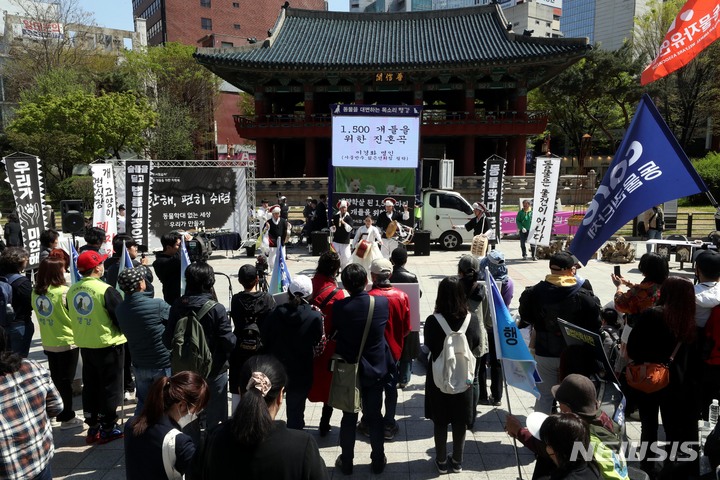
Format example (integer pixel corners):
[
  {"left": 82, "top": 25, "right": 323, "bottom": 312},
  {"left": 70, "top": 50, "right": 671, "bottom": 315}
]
[{"left": 33, "top": 239, "right": 665, "bottom": 479}]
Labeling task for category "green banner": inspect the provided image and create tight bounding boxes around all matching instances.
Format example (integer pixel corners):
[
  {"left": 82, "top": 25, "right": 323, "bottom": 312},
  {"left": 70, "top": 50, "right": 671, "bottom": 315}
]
[{"left": 335, "top": 167, "right": 415, "bottom": 196}]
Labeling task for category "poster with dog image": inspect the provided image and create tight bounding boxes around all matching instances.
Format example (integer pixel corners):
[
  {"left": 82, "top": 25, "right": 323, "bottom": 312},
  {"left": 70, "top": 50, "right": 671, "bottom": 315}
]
[{"left": 335, "top": 167, "right": 416, "bottom": 196}]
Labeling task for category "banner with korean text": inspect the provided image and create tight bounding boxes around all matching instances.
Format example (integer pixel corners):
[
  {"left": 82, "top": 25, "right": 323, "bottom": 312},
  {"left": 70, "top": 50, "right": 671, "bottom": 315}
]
[
  {"left": 641, "top": 0, "right": 720, "bottom": 85},
  {"left": 569, "top": 94, "right": 707, "bottom": 265},
  {"left": 2, "top": 153, "right": 47, "bottom": 268},
  {"left": 125, "top": 161, "right": 152, "bottom": 246},
  {"left": 91, "top": 164, "right": 117, "bottom": 255},
  {"left": 529, "top": 155, "right": 561, "bottom": 247},
  {"left": 482, "top": 155, "right": 506, "bottom": 241}
]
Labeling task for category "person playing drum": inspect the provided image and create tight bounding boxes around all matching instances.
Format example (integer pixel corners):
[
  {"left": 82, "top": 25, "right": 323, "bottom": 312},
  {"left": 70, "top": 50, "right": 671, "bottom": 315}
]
[
  {"left": 351, "top": 216, "right": 384, "bottom": 281},
  {"left": 375, "top": 199, "right": 410, "bottom": 238},
  {"left": 331, "top": 200, "right": 353, "bottom": 268}
]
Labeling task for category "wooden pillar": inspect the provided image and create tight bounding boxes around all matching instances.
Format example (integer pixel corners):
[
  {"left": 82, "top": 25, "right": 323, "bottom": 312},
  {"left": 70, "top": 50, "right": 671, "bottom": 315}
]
[
  {"left": 256, "top": 139, "right": 272, "bottom": 178},
  {"left": 414, "top": 82, "right": 423, "bottom": 106},
  {"left": 512, "top": 86, "right": 528, "bottom": 175},
  {"left": 355, "top": 83, "right": 364, "bottom": 104},
  {"left": 305, "top": 138, "right": 316, "bottom": 176},
  {"left": 463, "top": 136, "right": 475, "bottom": 176},
  {"left": 254, "top": 87, "right": 266, "bottom": 120}
]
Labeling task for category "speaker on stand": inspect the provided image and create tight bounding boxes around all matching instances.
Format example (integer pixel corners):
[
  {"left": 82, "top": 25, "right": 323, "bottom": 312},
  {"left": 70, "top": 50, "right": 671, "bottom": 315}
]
[{"left": 60, "top": 200, "right": 85, "bottom": 246}]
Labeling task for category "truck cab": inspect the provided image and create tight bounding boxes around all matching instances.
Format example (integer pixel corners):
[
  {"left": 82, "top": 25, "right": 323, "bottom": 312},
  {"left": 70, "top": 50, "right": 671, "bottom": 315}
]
[{"left": 421, "top": 189, "right": 475, "bottom": 250}]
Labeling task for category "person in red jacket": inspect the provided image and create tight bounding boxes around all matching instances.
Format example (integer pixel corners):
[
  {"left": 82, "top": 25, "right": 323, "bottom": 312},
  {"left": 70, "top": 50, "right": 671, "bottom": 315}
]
[{"left": 358, "top": 258, "right": 411, "bottom": 441}]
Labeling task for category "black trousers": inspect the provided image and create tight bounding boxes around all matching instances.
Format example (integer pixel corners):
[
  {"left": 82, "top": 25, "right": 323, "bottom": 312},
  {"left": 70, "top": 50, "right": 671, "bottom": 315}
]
[
  {"left": 80, "top": 344, "right": 124, "bottom": 428},
  {"left": 478, "top": 330, "right": 503, "bottom": 401},
  {"left": 339, "top": 381, "right": 384, "bottom": 465},
  {"left": 45, "top": 349, "right": 80, "bottom": 422}
]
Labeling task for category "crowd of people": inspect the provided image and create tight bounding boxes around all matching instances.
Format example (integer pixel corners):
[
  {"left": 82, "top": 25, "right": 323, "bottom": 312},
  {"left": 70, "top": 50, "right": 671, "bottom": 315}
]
[{"left": 3, "top": 200, "right": 720, "bottom": 480}]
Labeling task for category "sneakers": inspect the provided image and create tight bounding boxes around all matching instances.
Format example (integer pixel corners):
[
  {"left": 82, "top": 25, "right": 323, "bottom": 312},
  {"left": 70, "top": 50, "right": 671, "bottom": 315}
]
[
  {"left": 97, "top": 426, "right": 124, "bottom": 445},
  {"left": 448, "top": 455, "right": 462, "bottom": 473},
  {"left": 60, "top": 417, "right": 85, "bottom": 430},
  {"left": 335, "top": 455, "right": 353, "bottom": 475},
  {"left": 384, "top": 423, "right": 399, "bottom": 441},
  {"left": 356, "top": 420, "right": 370, "bottom": 438},
  {"left": 371, "top": 454, "right": 387, "bottom": 475},
  {"left": 435, "top": 457, "right": 448, "bottom": 474},
  {"left": 86, "top": 426, "right": 100, "bottom": 444}
]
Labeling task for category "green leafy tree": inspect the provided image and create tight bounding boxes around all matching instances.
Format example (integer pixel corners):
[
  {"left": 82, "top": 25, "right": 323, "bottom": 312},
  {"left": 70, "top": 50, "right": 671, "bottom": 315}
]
[{"left": 147, "top": 95, "right": 197, "bottom": 159}]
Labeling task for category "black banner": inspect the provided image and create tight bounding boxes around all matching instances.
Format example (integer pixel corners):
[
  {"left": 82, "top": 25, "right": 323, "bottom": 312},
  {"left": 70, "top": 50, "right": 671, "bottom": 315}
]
[
  {"left": 150, "top": 168, "right": 237, "bottom": 239},
  {"left": 125, "top": 160, "right": 151, "bottom": 246},
  {"left": 331, "top": 193, "right": 414, "bottom": 228},
  {"left": 2, "top": 153, "right": 46, "bottom": 268},
  {"left": 482, "top": 155, "right": 506, "bottom": 240}
]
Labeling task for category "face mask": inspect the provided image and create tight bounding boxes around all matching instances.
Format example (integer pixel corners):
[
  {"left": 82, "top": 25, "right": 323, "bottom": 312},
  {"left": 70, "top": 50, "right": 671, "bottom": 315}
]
[{"left": 177, "top": 411, "right": 198, "bottom": 428}]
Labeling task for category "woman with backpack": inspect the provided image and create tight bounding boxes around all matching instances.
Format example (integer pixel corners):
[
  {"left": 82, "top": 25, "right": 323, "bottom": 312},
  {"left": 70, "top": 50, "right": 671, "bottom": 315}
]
[
  {"left": 199, "top": 355, "right": 328, "bottom": 479},
  {"left": 31, "top": 257, "right": 83, "bottom": 430},
  {"left": 424, "top": 276, "right": 482, "bottom": 474},
  {"left": 124, "top": 371, "right": 209, "bottom": 480}
]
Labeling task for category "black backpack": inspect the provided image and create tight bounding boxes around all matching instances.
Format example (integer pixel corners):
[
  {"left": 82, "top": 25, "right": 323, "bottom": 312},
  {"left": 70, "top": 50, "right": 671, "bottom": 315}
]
[{"left": 236, "top": 314, "right": 263, "bottom": 354}]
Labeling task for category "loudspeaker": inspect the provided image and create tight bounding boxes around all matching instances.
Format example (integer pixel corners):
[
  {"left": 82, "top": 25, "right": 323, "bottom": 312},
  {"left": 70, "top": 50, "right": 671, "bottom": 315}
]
[{"left": 60, "top": 200, "right": 85, "bottom": 234}]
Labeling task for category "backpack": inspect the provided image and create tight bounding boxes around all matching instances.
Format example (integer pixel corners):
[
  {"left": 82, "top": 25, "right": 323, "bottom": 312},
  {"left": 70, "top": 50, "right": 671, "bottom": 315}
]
[
  {"left": 0, "top": 274, "right": 20, "bottom": 327},
  {"left": 236, "top": 314, "right": 263, "bottom": 354},
  {"left": 170, "top": 300, "right": 217, "bottom": 377},
  {"left": 600, "top": 325, "right": 621, "bottom": 366},
  {"left": 431, "top": 313, "right": 476, "bottom": 394}
]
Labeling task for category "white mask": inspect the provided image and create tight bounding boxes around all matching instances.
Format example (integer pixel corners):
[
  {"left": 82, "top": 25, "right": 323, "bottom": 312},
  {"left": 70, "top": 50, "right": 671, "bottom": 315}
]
[{"left": 177, "top": 411, "right": 198, "bottom": 428}]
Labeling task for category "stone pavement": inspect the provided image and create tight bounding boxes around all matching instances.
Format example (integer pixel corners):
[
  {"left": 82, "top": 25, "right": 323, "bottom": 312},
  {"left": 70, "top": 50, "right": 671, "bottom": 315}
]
[{"left": 30, "top": 239, "right": 664, "bottom": 479}]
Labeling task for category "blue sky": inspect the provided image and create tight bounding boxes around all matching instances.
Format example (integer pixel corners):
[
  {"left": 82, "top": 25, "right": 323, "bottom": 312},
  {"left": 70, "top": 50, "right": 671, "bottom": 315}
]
[{"left": 78, "top": 0, "right": 348, "bottom": 31}]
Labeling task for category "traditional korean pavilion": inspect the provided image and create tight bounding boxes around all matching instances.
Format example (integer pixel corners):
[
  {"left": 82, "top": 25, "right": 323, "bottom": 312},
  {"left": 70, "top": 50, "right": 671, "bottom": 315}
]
[{"left": 194, "top": 4, "right": 590, "bottom": 178}]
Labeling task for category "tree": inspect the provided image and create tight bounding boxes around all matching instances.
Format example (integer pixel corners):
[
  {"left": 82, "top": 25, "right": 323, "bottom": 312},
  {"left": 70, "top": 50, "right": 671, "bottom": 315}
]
[
  {"left": 120, "top": 43, "right": 220, "bottom": 159},
  {"left": 146, "top": 95, "right": 197, "bottom": 160}
]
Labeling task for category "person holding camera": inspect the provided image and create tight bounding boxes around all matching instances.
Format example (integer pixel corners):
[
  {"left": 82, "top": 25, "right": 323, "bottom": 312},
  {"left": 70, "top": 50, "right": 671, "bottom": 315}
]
[
  {"left": 644, "top": 205, "right": 664, "bottom": 254},
  {"left": 105, "top": 234, "right": 153, "bottom": 294}
]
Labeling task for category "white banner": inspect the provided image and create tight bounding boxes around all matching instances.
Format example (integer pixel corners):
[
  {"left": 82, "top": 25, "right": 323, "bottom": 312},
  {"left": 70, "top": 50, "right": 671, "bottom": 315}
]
[
  {"left": 91, "top": 164, "right": 117, "bottom": 255},
  {"left": 529, "top": 155, "right": 561, "bottom": 247},
  {"left": 536, "top": 0, "right": 562, "bottom": 8}
]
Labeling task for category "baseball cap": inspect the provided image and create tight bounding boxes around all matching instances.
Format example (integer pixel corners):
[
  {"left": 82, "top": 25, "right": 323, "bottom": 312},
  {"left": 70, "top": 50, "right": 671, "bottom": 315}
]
[
  {"left": 117, "top": 266, "right": 147, "bottom": 293},
  {"left": 77, "top": 251, "right": 108, "bottom": 272},
  {"left": 487, "top": 250, "right": 505, "bottom": 265},
  {"left": 549, "top": 251, "right": 575, "bottom": 270},
  {"left": 551, "top": 374, "right": 598, "bottom": 416},
  {"left": 289, "top": 275, "right": 313, "bottom": 298},
  {"left": 371, "top": 258, "right": 393, "bottom": 275},
  {"left": 458, "top": 254, "right": 479, "bottom": 274},
  {"left": 526, "top": 412, "right": 549, "bottom": 440}
]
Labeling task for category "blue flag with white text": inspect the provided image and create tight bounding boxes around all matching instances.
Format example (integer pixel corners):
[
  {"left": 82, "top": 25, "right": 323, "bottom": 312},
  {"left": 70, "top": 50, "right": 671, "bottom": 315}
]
[
  {"left": 180, "top": 237, "right": 191, "bottom": 296},
  {"left": 485, "top": 270, "right": 541, "bottom": 398},
  {"left": 570, "top": 94, "right": 707, "bottom": 265},
  {"left": 68, "top": 238, "right": 80, "bottom": 285},
  {"left": 269, "top": 239, "right": 292, "bottom": 294}
]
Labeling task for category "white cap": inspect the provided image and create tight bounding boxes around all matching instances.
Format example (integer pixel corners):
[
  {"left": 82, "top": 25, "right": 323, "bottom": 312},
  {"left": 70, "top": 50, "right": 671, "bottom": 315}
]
[
  {"left": 384, "top": 200, "right": 394, "bottom": 207},
  {"left": 526, "top": 412, "right": 548, "bottom": 440},
  {"left": 270, "top": 205, "right": 281, "bottom": 213},
  {"left": 288, "top": 275, "right": 313, "bottom": 298}
]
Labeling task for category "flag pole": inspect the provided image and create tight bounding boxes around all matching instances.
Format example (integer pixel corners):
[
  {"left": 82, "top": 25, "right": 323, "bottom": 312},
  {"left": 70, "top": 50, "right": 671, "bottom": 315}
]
[{"left": 486, "top": 269, "right": 524, "bottom": 480}]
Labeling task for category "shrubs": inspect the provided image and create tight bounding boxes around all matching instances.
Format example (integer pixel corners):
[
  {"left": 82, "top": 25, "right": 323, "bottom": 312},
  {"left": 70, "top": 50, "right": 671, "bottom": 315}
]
[{"left": 690, "top": 153, "right": 720, "bottom": 205}]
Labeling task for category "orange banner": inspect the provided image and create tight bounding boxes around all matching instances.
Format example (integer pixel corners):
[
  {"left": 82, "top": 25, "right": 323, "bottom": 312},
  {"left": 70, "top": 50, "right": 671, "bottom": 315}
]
[{"left": 641, "top": 0, "right": 720, "bottom": 86}]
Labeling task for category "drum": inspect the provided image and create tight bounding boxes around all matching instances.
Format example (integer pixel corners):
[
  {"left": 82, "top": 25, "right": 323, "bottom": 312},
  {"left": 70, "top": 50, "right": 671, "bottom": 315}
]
[
  {"left": 385, "top": 221, "right": 398, "bottom": 239},
  {"left": 355, "top": 239, "right": 372, "bottom": 259},
  {"left": 471, "top": 234, "right": 489, "bottom": 258},
  {"left": 394, "top": 223, "right": 415, "bottom": 245}
]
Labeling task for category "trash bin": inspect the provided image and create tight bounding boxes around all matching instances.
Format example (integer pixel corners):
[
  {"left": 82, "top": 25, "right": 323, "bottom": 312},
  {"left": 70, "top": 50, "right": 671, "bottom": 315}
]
[
  {"left": 245, "top": 243, "right": 256, "bottom": 257},
  {"left": 413, "top": 230, "right": 431, "bottom": 256},
  {"left": 311, "top": 231, "right": 329, "bottom": 256}
]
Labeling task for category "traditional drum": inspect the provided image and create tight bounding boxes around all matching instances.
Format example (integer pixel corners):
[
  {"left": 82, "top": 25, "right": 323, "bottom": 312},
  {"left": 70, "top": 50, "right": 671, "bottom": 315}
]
[
  {"left": 385, "top": 220, "right": 398, "bottom": 239},
  {"left": 471, "top": 234, "right": 489, "bottom": 258},
  {"left": 355, "top": 239, "right": 372, "bottom": 259}
]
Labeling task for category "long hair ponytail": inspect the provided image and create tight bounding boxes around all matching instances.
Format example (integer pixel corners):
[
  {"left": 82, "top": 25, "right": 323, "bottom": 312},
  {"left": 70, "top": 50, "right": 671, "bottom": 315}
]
[{"left": 231, "top": 355, "right": 287, "bottom": 446}]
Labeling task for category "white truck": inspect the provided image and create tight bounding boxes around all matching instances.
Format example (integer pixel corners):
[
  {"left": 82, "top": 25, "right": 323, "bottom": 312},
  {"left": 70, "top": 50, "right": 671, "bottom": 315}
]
[{"left": 419, "top": 188, "right": 477, "bottom": 250}]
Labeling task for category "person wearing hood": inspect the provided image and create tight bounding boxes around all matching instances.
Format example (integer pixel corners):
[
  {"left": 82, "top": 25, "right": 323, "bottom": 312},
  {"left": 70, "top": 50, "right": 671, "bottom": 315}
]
[
  {"left": 228, "top": 264, "right": 275, "bottom": 411},
  {"left": 163, "top": 263, "right": 235, "bottom": 430},
  {"left": 518, "top": 252, "right": 601, "bottom": 413},
  {"left": 262, "top": 275, "right": 324, "bottom": 431},
  {"left": 115, "top": 266, "right": 171, "bottom": 416}
]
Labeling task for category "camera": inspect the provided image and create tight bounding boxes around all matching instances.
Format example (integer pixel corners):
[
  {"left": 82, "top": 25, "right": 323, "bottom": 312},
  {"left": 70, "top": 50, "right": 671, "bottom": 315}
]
[
  {"left": 186, "top": 233, "right": 213, "bottom": 262},
  {"left": 255, "top": 254, "right": 268, "bottom": 276}
]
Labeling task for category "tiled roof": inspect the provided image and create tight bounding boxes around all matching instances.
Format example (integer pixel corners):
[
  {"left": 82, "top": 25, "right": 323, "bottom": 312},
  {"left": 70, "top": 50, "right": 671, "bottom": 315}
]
[{"left": 194, "top": 5, "right": 590, "bottom": 71}]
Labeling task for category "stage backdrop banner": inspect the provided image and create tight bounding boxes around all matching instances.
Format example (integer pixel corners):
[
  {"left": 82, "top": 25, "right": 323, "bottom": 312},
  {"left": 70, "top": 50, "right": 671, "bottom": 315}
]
[
  {"left": 529, "top": 155, "right": 561, "bottom": 247},
  {"left": 125, "top": 161, "right": 152, "bottom": 247},
  {"left": 331, "top": 104, "right": 422, "bottom": 168},
  {"left": 149, "top": 167, "right": 244, "bottom": 248},
  {"left": 2, "top": 153, "right": 46, "bottom": 268},
  {"left": 335, "top": 167, "right": 416, "bottom": 197},
  {"left": 91, "top": 164, "right": 117, "bottom": 254},
  {"left": 482, "top": 155, "right": 506, "bottom": 240}
]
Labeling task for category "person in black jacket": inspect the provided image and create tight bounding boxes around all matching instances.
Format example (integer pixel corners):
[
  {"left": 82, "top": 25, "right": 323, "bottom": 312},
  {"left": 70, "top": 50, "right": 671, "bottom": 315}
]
[
  {"left": 264, "top": 206, "right": 290, "bottom": 273},
  {"left": 152, "top": 232, "right": 183, "bottom": 305},
  {"left": 163, "top": 263, "right": 235, "bottom": 430},
  {"left": 229, "top": 264, "right": 275, "bottom": 410},
  {"left": 518, "top": 251, "right": 601, "bottom": 413},
  {"left": 375, "top": 199, "right": 410, "bottom": 238},
  {"left": 332, "top": 263, "right": 392, "bottom": 475},
  {"left": 389, "top": 247, "right": 422, "bottom": 388},
  {"left": 3, "top": 213, "right": 22, "bottom": 247},
  {"left": 199, "top": 355, "right": 328, "bottom": 479},
  {"left": 330, "top": 200, "right": 353, "bottom": 269},
  {"left": 263, "top": 275, "right": 323, "bottom": 431},
  {"left": 104, "top": 235, "right": 154, "bottom": 294},
  {"left": 39, "top": 228, "right": 59, "bottom": 263},
  {"left": 0, "top": 247, "right": 32, "bottom": 357}
]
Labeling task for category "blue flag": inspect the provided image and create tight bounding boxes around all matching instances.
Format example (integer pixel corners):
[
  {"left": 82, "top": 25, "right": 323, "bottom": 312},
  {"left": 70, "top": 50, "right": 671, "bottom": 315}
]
[
  {"left": 269, "top": 239, "right": 292, "bottom": 293},
  {"left": 115, "top": 241, "right": 134, "bottom": 298},
  {"left": 67, "top": 238, "right": 81, "bottom": 285},
  {"left": 570, "top": 94, "right": 707, "bottom": 265},
  {"left": 180, "top": 236, "right": 191, "bottom": 296},
  {"left": 485, "top": 269, "right": 541, "bottom": 398}
]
